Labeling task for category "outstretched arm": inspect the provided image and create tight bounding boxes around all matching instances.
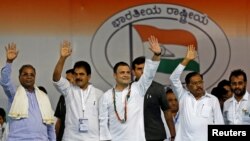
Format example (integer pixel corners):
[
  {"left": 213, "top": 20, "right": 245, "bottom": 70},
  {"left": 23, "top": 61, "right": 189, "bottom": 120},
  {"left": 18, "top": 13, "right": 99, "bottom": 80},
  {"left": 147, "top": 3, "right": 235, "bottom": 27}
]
[
  {"left": 148, "top": 35, "right": 161, "bottom": 61},
  {"left": 136, "top": 35, "right": 161, "bottom": 96},
  {"left": 0, "top": 43, "right": 18, "bottom": 99},
  {"left": 53, "top": 40, "right": 72, "bottom": 82},
  {"left": 169, "top": 44, "right": 196, "bottom": 100}
]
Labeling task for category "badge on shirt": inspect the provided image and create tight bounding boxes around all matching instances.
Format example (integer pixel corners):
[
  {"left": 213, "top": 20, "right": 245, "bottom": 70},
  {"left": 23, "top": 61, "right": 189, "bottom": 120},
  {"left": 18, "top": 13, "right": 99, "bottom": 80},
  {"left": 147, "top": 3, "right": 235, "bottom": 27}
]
[
  {"left": 121, "top": 119, "right": 126, "bottom": 123},
  {"left": 242, "top": 108, "right": 250, "bottom": 123},
  {"left": 79, "top": 118, "right": 88, "bottom": 132}
]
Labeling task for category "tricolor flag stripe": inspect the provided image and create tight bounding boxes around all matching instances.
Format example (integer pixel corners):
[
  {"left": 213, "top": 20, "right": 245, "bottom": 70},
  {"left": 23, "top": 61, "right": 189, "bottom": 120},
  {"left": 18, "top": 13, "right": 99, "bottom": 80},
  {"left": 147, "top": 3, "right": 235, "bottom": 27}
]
[
  {"left": 133, "top": 25, "right": 197, "bottom": 48},
  {"left": 134, "top": 24, "right": 200, "bottom": 73},
  {"left": 157, "top": 58, "right": 200, "bottom": 74}
]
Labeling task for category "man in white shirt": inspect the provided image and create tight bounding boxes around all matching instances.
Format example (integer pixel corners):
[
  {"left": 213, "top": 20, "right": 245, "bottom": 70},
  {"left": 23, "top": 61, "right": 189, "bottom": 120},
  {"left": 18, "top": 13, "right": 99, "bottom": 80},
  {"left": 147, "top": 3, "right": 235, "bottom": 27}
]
[
  {"left": 223, "top": 69, "right": 250, "bottom": 124},
  {"left": 53, "top": 41, "right": 103, "bottom": 141},
  {"left": 169, "top": 45, "right": 224, "bottom": 141},
  {"left": 98, "top": 35, "right": 161, "bottom": 141}
]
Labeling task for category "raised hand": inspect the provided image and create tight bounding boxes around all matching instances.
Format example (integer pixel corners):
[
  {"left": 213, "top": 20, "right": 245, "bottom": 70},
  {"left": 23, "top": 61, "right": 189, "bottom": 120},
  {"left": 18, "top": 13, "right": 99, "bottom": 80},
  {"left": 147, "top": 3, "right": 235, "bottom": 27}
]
[
  {"left": 148, "top": 35, "right": 161, "bottom": 55},
  {"left": 181, "top": 44, "right": 197, "bottom": 66},
  {"left": 53, "top": 40, "right": 72, "bottom": 82},
  {"left": 185, "top": 44, "right": 197, "bottom": 61},
  {"left": 60, "top": 40, "right": 72, "bottom": 58},
  {"left": 5, "top": 42, "right": 18, "bottom": 63}
]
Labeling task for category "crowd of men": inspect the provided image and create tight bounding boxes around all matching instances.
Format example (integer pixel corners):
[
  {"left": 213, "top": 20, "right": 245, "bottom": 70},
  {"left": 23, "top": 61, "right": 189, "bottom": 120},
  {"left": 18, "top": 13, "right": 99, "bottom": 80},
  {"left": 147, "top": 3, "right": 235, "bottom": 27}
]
[{"left": 0, "top": 36, "right": 249, "bottom": 141}]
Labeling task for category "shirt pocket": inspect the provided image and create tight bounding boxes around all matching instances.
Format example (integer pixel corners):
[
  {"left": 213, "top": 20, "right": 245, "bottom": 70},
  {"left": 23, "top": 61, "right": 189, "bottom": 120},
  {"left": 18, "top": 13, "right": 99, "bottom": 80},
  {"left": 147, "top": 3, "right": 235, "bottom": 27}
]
[
  {"left": 91, "top": 102, "right": 98, "bottom": 116},
  {"left": 242, "top": 116, "right": 250, "bottom": 123},
  {"left": 200, "top": 105, "right": 212, "bottom": 118},
  {"left": 241, "top": 108, "right": 250, "bottom": 123},
  {"left": 223, "top": 110, "right": 233, "bottom": 124}
]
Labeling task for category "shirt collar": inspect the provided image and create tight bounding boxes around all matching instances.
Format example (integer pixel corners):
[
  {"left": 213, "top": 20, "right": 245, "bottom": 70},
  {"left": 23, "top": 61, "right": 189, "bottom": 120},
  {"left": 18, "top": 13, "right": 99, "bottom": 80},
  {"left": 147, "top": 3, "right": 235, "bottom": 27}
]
[
  {"left": 188, "top": 91, "right": 212, "bottom": 99},
  {"left": 230, "top": 91, "right": 249, "bottom": 102}
]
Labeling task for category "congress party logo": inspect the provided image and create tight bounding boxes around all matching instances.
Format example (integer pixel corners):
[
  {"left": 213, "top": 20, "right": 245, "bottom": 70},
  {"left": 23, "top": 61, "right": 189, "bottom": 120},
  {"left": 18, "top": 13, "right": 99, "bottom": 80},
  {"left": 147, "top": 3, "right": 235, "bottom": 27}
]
[{"left": 90, "top": 3, "right": 231, "bottom": 89}]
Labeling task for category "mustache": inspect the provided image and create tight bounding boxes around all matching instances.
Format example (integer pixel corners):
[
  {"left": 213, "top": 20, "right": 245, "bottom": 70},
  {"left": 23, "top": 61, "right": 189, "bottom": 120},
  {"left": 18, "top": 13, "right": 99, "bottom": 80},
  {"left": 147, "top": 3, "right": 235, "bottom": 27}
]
[
  {"left": 234, "top": 88, "right": 242, "bottom": 92},
  {"left": 197, "top": 87, "right": 203, "bottom": 90},
  {"left": 233, "top": 88, "right": 246, "bottom": 95}
]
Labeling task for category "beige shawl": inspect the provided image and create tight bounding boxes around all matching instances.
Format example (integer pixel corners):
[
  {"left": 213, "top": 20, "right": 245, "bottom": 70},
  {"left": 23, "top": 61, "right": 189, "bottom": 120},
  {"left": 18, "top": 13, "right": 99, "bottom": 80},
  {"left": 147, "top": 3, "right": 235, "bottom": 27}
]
[{"left": 8, "top": 85, "right": 54, "bottom": 125}]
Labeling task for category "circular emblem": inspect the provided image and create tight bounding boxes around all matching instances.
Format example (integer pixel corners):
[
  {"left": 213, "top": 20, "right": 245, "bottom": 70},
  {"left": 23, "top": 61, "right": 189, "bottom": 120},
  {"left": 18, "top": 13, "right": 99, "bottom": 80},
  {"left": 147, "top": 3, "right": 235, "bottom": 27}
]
[{"left": 90, "top": 3, "right": 230, "bottom": 90}]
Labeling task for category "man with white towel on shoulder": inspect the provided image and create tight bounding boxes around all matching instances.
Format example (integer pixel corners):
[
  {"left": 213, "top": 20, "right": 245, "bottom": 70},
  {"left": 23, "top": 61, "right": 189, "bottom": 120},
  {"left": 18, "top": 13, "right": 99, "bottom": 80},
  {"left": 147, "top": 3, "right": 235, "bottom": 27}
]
[{"left": 0, "top": 43, "right": 56, "bottom": 141}]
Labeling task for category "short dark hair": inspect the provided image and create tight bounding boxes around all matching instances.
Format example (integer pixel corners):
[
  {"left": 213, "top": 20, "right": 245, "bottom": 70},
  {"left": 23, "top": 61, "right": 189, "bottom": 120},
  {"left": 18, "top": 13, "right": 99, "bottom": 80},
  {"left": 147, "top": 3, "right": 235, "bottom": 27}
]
[
  {"left": 73, "top": 61, "right": 91, "bottom": 75},
  {"left": 113, "top": 62, "right": 129, "bottom": 73},
  {"left": 229, "top": 69, "right": 247, "bottom": 82},
  {"left": 38, "top": 86, "right": 47, "bottom": 94},
  {"left": 19, "top": 64, "right": 36, "bottom": 77},
  {"left": 217, "top": 79, "right": 231, "bottom": 88},
  {"left": 211, "top": 86, "right": 228, "bottom": 100},
  {"left": 66, "top": 68, "right": 74, "bottom": 74},
  {"left": 132, "top": 56, "right": 145, "bottom": 70},
  {"left": 165, "top": 87, "right": 173, "bottom": 94},
  {"left": 0, "top": 107, "right": 6, "bottom": 122},
  {"left": 185, "top": 72, "right": 203, "bottom": 84}
]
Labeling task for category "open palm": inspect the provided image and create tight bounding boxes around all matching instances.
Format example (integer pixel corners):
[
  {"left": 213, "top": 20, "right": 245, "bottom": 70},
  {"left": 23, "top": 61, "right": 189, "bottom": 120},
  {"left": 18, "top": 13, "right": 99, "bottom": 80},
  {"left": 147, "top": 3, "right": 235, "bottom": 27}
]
[
  {"left": 148, "top": 35, "right": 161, "bottom": 54},
  {"left": 5, "top": 43, "right": 18, "bottom": 61}
]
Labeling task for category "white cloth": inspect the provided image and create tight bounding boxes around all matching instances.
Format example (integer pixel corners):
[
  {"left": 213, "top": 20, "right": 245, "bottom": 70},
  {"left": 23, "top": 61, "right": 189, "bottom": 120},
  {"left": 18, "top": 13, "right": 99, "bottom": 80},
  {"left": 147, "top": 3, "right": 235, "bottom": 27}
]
[
  {"left": 169, "top": 64, "right": 224, "bottom": 141},
  {"left": 53, "top": 78, "right": 103, "bottom": 141},
  {"left": 0, "top": 122, "right": 6, "bottom": 141},
  {"left": 223, "top": 91, "right": 250, "bottom": 124},
  {"left": 1, "top": 122, "right": 7, "bottom": 141},
  {"left": 99, "top": 59, "right": 160, "bottom": 141},
  {"left": 8, "top": 85, "right": 54, "bottom": 124}
]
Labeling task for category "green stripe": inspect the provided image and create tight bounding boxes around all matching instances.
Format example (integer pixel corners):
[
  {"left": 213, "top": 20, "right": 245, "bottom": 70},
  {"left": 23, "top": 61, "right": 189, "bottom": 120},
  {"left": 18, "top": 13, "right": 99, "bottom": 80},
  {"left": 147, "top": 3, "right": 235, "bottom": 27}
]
[{"left": 157, "top": 58, "right": 200, "bottom": 74}]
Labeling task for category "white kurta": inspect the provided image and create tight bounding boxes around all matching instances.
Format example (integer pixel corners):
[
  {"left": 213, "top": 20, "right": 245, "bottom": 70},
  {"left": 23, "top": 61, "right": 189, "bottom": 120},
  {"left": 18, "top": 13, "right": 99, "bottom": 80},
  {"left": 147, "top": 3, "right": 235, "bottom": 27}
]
[
  {"left": 169, "top": 64, "right": 224, "bottom": 141},
  {"left": 223, "top": 91, "right": 250, "bottom": 124},
  {"left": 53, "top": 77, "right": 103, "bottom": 141},
  {"left": 99, "top": 59, "right": 159, "bottom": 141}
]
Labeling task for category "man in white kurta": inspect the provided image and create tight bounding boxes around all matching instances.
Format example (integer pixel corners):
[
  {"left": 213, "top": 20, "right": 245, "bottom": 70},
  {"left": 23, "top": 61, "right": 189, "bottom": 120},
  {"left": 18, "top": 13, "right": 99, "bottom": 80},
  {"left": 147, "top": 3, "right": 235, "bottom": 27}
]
[
  {"left": 98, "top": 35, "right": 161, "bottom": 141},
  {"left": 223, "top": 69, "right": 250, "bottom": 124},
  {"left": 99, "top": 59, "right": 159, "bottom": 141},
  {"left": 169, "top": 45, "right": 224, "bottom": 141},
  {"left": 52, "top": 40, "right": 104, "bottom": 141},
  {"left": 53, "top": 77, "right": 103, "bottom": 140}
]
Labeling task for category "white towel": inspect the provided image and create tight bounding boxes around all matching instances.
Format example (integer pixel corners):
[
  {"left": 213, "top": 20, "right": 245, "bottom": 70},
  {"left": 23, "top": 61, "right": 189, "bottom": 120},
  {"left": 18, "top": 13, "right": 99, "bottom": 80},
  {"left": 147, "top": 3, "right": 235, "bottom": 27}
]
[{"left": 8, "top": 85, "right": 54, "bottom": 125}]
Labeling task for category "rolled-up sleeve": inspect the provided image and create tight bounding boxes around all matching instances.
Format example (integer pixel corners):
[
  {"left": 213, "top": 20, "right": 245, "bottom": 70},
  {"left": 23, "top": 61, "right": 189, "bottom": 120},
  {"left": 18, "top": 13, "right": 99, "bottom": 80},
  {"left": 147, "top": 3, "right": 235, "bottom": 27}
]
[{"left": 53, "top": 76, "right": 71, "bottom": 97}]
